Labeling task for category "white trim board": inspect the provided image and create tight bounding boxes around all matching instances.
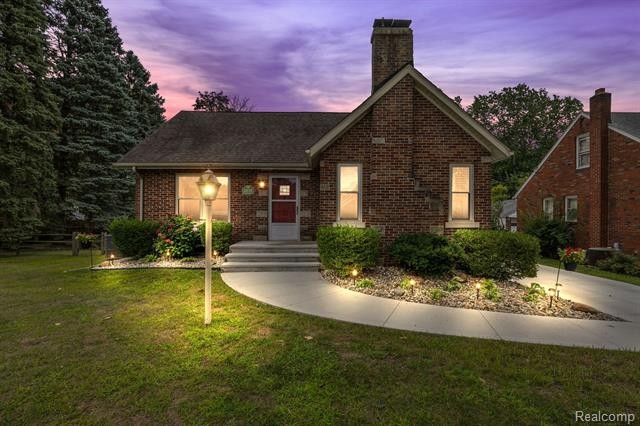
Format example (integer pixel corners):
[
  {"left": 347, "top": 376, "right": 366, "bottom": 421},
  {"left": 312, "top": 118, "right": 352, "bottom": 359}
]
[{"left": 305, "top": 64, "right": 512, "bottom": 163}]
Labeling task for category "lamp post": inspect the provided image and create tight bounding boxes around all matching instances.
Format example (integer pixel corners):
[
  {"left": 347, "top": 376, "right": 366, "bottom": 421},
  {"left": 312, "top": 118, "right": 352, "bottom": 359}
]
[{"left": 197, "top": 169, "right": 221, "bottom": 325}]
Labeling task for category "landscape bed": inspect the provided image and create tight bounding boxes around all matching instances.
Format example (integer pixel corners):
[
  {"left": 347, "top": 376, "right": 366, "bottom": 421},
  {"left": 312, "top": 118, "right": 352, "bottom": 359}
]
[
  {"left": 322, "top": 266, "right": 621, "bottom": 321},
  {"left": 91, "top": 255, "right": 225, "bottom": 270}
]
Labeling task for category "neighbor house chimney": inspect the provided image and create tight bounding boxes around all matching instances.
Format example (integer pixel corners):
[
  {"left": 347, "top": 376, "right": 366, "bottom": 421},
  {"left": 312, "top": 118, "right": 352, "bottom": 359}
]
[
  {"left": 588, "top": 88, "right": 612, "bottom": 248},
  {"left": 371, "top": 18, "right": 413, "bottom": 92}
]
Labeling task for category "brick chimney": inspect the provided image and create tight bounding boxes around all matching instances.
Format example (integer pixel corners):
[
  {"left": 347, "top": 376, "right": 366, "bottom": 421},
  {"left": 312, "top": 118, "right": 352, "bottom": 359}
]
[
  {"left": 588, "top": 88, "right": 612, "bottom": 248},
  {"left": 371, "top": 18, "right": 413, "bottom": 92}
]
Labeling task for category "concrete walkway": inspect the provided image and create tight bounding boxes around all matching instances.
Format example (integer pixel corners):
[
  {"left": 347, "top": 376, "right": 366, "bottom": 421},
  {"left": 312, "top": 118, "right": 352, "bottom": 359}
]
[{"left": 221, "top": 268, "right": 640, "bottom": 351}]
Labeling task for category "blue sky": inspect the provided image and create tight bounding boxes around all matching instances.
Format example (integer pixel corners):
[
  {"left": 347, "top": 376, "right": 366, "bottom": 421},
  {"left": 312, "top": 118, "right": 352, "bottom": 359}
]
[{"left": 103, "top": 0, "right": 640, "bottom": 118}]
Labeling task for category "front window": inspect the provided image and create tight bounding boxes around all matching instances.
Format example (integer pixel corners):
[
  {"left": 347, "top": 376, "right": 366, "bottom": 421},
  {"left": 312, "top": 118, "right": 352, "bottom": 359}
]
[
  {"left": 338, "top": 164, "right": 361, "bottom": 221},
  {"left": 543, "top": 197, "right": 554, "bottom": 219},
  {"left": 565, "top": 196, "right": 578, "bottom": 222},
  {"left": 177, "top": 174, "right": 229, "bottom": 221},
  {"left": 450, "top": 165, "right": 472, "bottom": 221},
  {"left": 576, "top": 134, "right": 590, "bottom": 169}
]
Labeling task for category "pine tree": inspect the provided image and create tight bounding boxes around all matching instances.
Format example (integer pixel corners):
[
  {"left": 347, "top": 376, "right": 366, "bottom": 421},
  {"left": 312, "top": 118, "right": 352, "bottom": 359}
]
[
  {"left": 49, "top": 0, "right": 139, "bottom": 229},
  {"left": 123, "top": 50, "right": 165, "bottom": 139},
  {"left": 0, "top": 0, "right": 60, "bottom": 251}
]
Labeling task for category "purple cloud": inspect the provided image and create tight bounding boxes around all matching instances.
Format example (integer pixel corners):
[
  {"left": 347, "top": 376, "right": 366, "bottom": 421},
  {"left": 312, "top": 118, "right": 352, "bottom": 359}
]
[{"left": 104, "top": 0, "right": 640, "bottom": 118}]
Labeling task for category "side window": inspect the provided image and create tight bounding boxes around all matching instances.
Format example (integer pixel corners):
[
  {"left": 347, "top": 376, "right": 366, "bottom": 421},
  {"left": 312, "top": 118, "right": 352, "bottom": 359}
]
[
  {"left": 337, "top": 164, "right": 361, "bottom": 221},
  {"left": 450, "top": 165, "right": 472, "bottom": 221},
  {"left": 576, "top": 134, "right": 590, "bottom": 169},
  {"left": 543, "top": 198, "right": 554, "bottom": 219},
  {"left": 565, "top": 196, "right": 578, "bottom": 222}
]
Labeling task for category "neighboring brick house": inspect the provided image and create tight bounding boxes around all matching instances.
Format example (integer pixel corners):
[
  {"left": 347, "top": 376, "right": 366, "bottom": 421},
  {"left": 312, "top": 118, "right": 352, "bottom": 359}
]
[
  {"left": 515, "top": 88, "right": 640, "bottom": 254},
  {"left": 116, "top": 19, "right": 511, "bottom": 253}
]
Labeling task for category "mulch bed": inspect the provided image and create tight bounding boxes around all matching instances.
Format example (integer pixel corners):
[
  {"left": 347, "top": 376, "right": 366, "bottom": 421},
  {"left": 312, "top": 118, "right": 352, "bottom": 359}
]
[
  {"left": 322, "top": 266, "right": 622, "bottom": 321},
  {"left": 92, "top": 256, "right": 224, "bottom": 270}
]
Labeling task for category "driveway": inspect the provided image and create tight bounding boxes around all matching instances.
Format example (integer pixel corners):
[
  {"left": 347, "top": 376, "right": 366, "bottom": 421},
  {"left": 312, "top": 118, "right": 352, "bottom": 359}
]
[
  {"left": 222, "top": 268, "right": 640, "bottom": 351},
  {"left": 520, "top": 264, "right": 640, "bottom": 322}
]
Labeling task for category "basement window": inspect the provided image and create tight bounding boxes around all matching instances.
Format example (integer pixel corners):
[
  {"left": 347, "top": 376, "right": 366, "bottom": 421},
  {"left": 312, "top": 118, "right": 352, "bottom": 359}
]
[
  {"left": 176, "top": 174, "right": 230, "bottom": 221},
  {"left": 576, "top": 134, "right": 590, "bottom": 169}
]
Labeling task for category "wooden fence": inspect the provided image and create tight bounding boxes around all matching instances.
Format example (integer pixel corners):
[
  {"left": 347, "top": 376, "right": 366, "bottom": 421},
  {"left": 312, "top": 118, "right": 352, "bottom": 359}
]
[{"left": 15, "top": 232, "right": 113, "bottom": 256}]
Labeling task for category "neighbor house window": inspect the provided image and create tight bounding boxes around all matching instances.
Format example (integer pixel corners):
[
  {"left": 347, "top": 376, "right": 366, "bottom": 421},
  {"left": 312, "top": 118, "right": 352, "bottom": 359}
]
[
  {"left": 450, "top": 165, "right": 473, "bottom": 221},
  {"left": 337, "top": 164, "right": 361, "bottom": 221},
  {"left": 565, "top": 196, "right": 578, "bottom": 222},
  {"left": 543, "top": 197, "right": 554, "bottom": 219},
  {"left": 576, "top": 134, "right": 590, "bottom": 169},
  {"left": 176, "top": 174, "right": 229, "bottom": 221}
]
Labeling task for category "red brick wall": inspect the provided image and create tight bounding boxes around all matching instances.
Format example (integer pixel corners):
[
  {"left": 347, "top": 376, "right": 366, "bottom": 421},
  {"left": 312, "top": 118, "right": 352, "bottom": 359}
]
[
  {"left": 318, "top": 78, "right": 493, "bottom": 259},
  {"left": 517, "top": 115, "right": 640, "bottom": 254},
  {"left": 608, "top": 131, "right": 640, "bottom": 254},
  {"left": 517, "top": 116, "right": 592, "bottom": 248},
  {"left": 136, "top": 169, "right": 319, "bottom": 242}
]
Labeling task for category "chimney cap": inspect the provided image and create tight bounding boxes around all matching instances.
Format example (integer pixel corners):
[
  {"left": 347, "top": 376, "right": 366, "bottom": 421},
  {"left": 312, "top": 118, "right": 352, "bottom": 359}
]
[
  {"left": 373, "top": 18, "right": 412, "bottom": 28},
  {"left": 595, "top": 88, "right": 607, "bottom": 95}
]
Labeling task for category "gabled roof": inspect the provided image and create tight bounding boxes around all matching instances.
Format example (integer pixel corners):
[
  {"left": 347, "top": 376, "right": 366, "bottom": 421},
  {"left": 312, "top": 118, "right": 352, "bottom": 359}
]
[
  {"left": 115, "top": 111, "right": 348, "bottom": 169},
  {"left": 514, "top": 110, "right": 640, "bottom": 198},
  {"left": 306, "top": 64, "right": 513, "bottom": 162}
]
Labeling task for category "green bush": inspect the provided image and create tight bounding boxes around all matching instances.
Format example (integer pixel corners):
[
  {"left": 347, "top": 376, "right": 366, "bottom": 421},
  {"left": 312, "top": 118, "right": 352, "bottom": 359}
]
[
  {"left": 198, "top": 221, "right": 233, "bottom": 255},
  {"left": 316, "top": 226, "right": 380, "bottom": 275},
  {"left": 597, "top": 252, "right": 640, "bottom": 276},
  {"left": 108, "top": 217, "right": 159, "bottom": 258},
  {"left": 444, "top": 279, "right": 461, "bottom": 292},
  {"left": 430, "top": 288, "right": 445, "bottom": 301},
  {"left": 522, "top": 216, "right": 574, "bottom": 258},
  {"left": 356, "top": 278, "right": 374, "bottom": 288},
  {"left": 389, "top": 233, "right": 454, "bottom": 277},
  {"left": 400, "top": 277, "right": 416, "bottom": 290},
  {"left": 451, "top": 230, "right": 539, "bottom": 280},
  {"left": 154, "top": 215, "right": 200, "bottom": 259},
  {"left": 523, "top": 283, "right": 546, "bottom": 302},
  {"left": 480, "top": 278, "right": 501, "bottom": 301}
]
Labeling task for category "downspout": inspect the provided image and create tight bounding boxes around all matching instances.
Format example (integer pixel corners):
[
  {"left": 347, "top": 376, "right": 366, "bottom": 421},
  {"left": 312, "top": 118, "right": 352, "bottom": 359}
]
[{"left": 133, "top": 167, "right": 143, "bottom": 220}]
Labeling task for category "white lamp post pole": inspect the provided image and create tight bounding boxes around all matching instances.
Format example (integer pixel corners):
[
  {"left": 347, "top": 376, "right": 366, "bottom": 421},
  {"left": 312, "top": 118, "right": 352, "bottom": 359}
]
[
  {"left": 204, "top": 199, "right": 212, "bottom": 325},
  {"left": 196, "top": 169, "right": 221, "bottom": 326}
]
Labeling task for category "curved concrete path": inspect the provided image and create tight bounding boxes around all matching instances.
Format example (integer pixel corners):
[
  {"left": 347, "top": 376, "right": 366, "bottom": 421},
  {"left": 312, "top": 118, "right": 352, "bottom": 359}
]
[{"left": 221, "top": 268, "right": 640, "bottom": 351}]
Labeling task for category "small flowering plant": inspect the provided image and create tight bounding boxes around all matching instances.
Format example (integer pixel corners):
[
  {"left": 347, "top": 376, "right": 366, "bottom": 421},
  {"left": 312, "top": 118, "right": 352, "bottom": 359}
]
[
  {"left": 558, "top": 247, "right": 586, "bottom": 265},
  {"left": 75, "top": 233, "right": 97, "bottom": 248},
  {"left": 154, "top": 215, "right": 200, "bottom": 259}
]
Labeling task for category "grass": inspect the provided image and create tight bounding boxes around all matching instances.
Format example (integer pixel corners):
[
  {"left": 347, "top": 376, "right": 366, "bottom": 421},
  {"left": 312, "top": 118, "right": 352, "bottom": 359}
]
[
  {"left": 539, "top": 257, "right": 640, "bottom": 287},
  {"left": 1, "top": 251, "right": 639, "bottom": 424}
]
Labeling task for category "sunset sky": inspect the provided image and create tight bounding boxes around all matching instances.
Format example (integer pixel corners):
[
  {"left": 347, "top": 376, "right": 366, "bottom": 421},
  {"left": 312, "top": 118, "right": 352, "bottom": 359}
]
[{"left": 103, "top": 0, "right": 639, "bottom": 119}]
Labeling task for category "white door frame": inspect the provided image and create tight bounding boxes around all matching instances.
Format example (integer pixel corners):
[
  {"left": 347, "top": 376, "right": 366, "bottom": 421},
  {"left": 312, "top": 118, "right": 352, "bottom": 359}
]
[{"left": 268, "top": 175, "right": 300, "bottom": 241}]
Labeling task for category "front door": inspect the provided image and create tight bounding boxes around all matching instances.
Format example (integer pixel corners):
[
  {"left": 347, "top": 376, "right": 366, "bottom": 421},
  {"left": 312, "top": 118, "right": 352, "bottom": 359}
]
[{"left": 269, "top": 176, "right": 299, "bottom": 241}]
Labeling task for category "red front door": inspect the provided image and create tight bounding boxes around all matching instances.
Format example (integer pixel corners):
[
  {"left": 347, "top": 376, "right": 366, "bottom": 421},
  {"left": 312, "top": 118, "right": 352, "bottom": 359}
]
[{"left": 269, "top": 176, "right": 299, "bottom": 240}]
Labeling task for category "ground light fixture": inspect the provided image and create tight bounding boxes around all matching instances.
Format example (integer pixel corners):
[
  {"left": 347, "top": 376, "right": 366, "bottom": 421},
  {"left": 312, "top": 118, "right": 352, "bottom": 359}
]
[
  {"left": 196, "top": 169, "right": 222, "bottom": 326},
  {"left": 475, "top": 282, "right": 481, "bottom": 300},
  {"left": 351, "top": 268, "right": 359, "bottom": 285}
]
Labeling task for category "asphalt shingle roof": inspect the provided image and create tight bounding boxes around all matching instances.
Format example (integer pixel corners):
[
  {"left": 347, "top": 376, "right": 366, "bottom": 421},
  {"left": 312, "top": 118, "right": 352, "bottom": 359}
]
[
  {"left": 584, "top": 112, "right": 640, "bottom": 140},
  {"left": 116, "top": 111, "right": 349, "bottom": 165}
]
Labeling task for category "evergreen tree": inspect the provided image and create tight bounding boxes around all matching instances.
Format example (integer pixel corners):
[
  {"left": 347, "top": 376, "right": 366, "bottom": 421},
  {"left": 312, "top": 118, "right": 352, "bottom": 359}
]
[
  {"left": 49, "top": 0, "right": 138, "bottom": 229},
  {"left": 0, "top": 0, "right": 60, "bottom": 251},
  {"left": 123, "top": 50, "right": 165, "bottom": 139}
]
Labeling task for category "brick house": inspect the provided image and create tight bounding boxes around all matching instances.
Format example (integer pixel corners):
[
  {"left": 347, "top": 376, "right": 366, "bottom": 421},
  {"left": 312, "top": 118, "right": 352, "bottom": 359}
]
[
  {"left": 515, "top": 88, "right": 640, "bottom": 254},
  {"left": 115, "top": 19, "right": 511, "bottom": 253}
]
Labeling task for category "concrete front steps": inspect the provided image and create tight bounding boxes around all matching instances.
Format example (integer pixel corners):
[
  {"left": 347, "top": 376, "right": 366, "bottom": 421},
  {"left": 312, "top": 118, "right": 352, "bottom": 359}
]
[{"left": 221, "top": 241, "right": 320, "bottom": 272}]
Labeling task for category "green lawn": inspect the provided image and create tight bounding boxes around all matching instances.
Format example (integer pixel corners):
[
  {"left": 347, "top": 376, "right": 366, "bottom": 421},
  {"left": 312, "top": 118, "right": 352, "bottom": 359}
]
[
  {"left": 1, "top": 252, "right": 639, "bottom": 424},
  {"left": 539, "top": 257, "right": 640, "bottom": 287}
]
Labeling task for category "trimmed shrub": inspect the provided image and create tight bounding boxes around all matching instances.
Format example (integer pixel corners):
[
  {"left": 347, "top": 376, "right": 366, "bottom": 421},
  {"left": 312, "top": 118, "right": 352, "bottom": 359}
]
[
  {"left": 451, "top": 229, "right": 539, "bottom": 280},
  {"left": 597, "top": 252, "right": 640, "bottom": 276},
  {"left": 199, "top": 221, "right": 233, "bottom": 255},
  {"left": 389, "top": 233, "right": 454, "bottom": 277},
  {"left": 108, "top": 217, "right": 159, "bottom": 258},
  {"left": 522, "top": 216, "right": 574, "bottom": 258},
  {"left": 316, "top": 226, "right": 380, "bottom": 275},
  {"left": 154, "top": 215, "right": 200, "bottom": 259}
]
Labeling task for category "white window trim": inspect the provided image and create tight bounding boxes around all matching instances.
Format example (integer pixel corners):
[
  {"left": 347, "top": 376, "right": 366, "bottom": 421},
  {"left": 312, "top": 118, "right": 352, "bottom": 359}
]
[
  {"left": 564, "top": 195, "right": 578, "bottom": 223},
  {"left": 543, "top": 197, "right": 554, "bottom": 219},
  {"left": 576, "top": 133, "right": 590, "bottom": 170},
  {"left": 175, "top": 173, "right": 230, "bottom": 221},
  {"left": 445, "top": 163, "right": 479, "bottom": 228},
  {"left": 336, "top": 163, "right": 363, "bottom": 223}
]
